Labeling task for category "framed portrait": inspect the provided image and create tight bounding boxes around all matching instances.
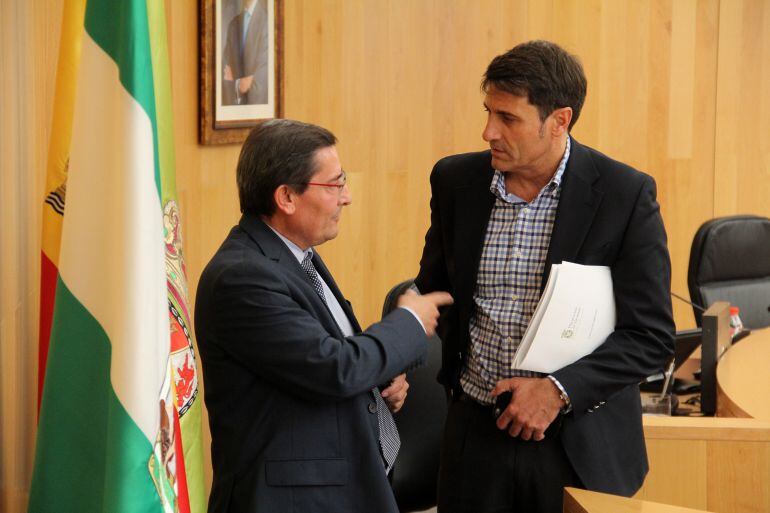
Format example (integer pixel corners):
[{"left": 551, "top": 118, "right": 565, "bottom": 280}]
[{"left": 200, "top": 0, "right": 284, "bottom": 145}]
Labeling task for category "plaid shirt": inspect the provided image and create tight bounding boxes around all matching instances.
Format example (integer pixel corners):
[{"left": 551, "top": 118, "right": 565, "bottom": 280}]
[{"left": 461, "top": 139, "right": 571, "bottom": 405}]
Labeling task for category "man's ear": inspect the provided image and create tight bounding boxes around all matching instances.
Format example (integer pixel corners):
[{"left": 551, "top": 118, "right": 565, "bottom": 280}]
[
  {"left": 551, "top": 107, "right": 572, "bottom": 136},
  {"left": 273, "top": 185, "right": 297, "bottom": 215}
]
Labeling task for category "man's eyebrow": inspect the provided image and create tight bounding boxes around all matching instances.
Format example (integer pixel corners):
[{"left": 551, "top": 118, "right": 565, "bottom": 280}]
[{"left": 483, "top": 102, "right": 516, "bottom": 117}]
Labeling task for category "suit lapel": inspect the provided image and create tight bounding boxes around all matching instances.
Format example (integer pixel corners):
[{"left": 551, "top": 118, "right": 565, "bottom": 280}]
[
  {"left": 542, "top": 137, "right": 604, "bottom": 289},
  {"left": 239, "top": 214, "right": 309, "bottom": 284},
  {"left": 313, "top": 253, "right": 362, "bottom": 332},
  {"left": 454, "top": 162, "right": 495, "bottom": 309},
  {"left": 239, "top": 214, "right": 358, "bottom": 334}
]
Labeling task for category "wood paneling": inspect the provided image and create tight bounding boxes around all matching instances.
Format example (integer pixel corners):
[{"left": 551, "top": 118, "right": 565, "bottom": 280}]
[
  {"left": 248, "top": 0, "right": 723, "bottom": 331},
  {"left": 640, "top": 417, "right": 770, "bottom": 513},
  {"left": 3, "top": 1, "right": 770, "bottom": 510},
  {"left": 714, "top": 0, "right": 770, "bottom": 218},
  {"left": 274, "top": 0, "right": 723, "bottom": 330},
  {"left": 0, "top": 1, "right": 62, "bottom": 511}
]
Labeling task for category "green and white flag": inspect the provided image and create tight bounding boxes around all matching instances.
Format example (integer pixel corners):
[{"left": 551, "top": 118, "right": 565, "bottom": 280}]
[{"left": 30, "top": 1, "right": 205, "bottom": 512}]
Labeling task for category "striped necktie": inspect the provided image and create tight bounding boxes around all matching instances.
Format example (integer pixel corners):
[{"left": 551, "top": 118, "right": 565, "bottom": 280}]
[{"left": 300, "top": 252, "right": 401, "bottom": 472}]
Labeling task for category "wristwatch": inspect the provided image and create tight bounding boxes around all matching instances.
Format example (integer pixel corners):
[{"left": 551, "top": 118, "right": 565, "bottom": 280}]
[
  {"left": 557, "top": 389, "right": 571, "bottom": 412},
  {"left": 547, "top": 375, "right": 572, "bottom": 414}
]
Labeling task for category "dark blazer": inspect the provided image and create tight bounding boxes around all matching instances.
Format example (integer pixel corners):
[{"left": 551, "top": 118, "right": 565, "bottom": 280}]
[
  {"left": 196, "top": 214, "right": 427, "bottom": 513},
  {"left": 222, "top": 1, "right": 268, "bottom": 105},
  {"left": 415, "top": 137, "right": 675, "bottom": 495}
]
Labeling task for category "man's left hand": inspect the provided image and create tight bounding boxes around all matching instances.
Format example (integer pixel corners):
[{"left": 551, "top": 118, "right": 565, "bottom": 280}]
[
  {"left": 381, "top": 374, "right": 409, "bottom": 413},
  {"left": 491, "top": 377, "right": 563, "bottom": 441},
  {"left": 238, "top": 75, "right": 253, "bottom": 94}
]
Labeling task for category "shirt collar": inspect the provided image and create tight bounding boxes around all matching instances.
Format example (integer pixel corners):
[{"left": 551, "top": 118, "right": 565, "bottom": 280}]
[
  {"left": 489, "top": 137, "right": 571, "bottom": 203},
  {"left": 265, "top": 223, "right": 313, "bottom": 264}
]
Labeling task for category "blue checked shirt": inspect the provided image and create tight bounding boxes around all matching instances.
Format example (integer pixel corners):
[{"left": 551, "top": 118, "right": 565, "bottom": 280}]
[{"left": 461, "top": 139, "right": 571, "bottom": 405}]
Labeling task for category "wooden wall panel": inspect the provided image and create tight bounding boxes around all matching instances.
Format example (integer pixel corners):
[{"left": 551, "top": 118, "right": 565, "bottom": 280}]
[
  {"left": 0, "top": 0, "right": 62, "bottom": 511},
  {"left": 714, "top": 0, "right": 770, "bottom": 219},
  {"left": 562, "top": 0, "right": 720, "bottom": 328},
  {"left": 3, "top": 1, "right": 769, "bottom": 509},
  {"left": 273, "top": 0, "right": 723, "bottom": 330}
]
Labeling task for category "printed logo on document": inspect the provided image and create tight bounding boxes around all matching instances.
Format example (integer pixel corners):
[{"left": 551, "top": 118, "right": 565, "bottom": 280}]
[{"left": 561, "top": 307, "right": 582, "bottom": 340}]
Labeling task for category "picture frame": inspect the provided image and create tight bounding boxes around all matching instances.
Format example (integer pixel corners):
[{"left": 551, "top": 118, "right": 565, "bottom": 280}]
[{"left": 200, "top": 0, "right": 284, "bottom": 145}]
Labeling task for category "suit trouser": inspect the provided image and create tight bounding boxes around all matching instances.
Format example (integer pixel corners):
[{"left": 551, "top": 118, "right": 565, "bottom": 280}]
[{"left": 437, "top": 394, "right": 581, "bottom": 513}]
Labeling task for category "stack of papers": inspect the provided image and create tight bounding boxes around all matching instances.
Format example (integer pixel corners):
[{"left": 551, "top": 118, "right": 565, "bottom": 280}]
[{"left": 512, "top": 262, "right": 616, "bottom": 373}]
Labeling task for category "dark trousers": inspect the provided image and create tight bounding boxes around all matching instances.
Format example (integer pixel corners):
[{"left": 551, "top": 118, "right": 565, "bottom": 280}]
[{"left": 437, "top": 396, "right": 581, "bottom": 513}]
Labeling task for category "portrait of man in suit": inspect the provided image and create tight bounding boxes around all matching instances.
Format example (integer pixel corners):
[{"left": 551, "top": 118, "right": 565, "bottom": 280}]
[
  {"left": 195, "top": 119, "right": 451, "bottom": 512},
  {"left": 221, "top": 0, "right": 269, "bottom": 105},
  {"left": 415, "top": 40, "right": 675, "bottom": 513}
]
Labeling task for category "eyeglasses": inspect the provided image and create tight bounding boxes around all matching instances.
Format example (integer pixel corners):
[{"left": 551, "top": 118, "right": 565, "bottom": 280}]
[{"left": 303, "top": 171, "right": 348, "bottom": 195}]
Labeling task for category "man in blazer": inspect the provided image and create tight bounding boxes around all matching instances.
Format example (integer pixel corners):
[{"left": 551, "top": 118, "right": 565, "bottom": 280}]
[
  {"left": 196, "top": 119, "right": 452, "bottom": 513},
  {"left": 222, "top": 0, "right": 268, "bottom": 105},
  {"left": 415, "top": 41, "right": 675, "bottom": 513}
]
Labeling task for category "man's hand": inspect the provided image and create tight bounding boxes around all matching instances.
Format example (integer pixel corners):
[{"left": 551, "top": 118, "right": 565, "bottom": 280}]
[
  {"left": 397, "top": 290, "right": 453, "bottom": 336},
  {"left": 238, "top": 74, "right": 253, "bottom": 94},
  {"left": 490, "top": 377, "right": 563, "bottom": 441},
  {"left": 381, "top": 374, "right": 409, "bottom": 413}
]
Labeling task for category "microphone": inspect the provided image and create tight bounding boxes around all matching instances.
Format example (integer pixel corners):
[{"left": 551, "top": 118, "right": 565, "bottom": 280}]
[{"left": 671, "top": 291, "right": 705, "bottom": 312}]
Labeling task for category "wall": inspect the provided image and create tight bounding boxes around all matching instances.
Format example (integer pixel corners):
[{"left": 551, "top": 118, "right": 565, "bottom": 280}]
[
  {"left": 169, "top": 0, "right": 770, "bottom": 334},
  {"left": 0, "top": 1, "right": 61, "bottom": 511},
  {"left": 2, "top": 0, "right": 769, "bottom": 509}
]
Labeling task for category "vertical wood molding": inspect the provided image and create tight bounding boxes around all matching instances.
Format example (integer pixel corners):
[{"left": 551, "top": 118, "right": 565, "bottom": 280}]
[
  {"left": 714, "top": 0, "right": 743, "bottom": 217},
  {"left": 668, "top": 0, "right": 697, "bottom": 159},
  {"left": 1, "top": 0, "right": 62, "bottom": 510}
]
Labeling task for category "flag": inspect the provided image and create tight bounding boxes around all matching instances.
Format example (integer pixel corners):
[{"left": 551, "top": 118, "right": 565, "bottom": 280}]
[
  {"left": 38, "top": 0, "right": 84, "bottom": 414},
  {"left": 30, "top": 0, "right": 206, "bottom": 511}
]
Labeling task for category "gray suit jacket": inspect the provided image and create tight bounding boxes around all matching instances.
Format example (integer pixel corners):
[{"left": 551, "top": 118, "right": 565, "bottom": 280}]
[
  {"left": 195, "top": 214, "right": 427, "bottom": 513},
  {"left": 222, "top": 1, "right": 269, "bottom": 105}
]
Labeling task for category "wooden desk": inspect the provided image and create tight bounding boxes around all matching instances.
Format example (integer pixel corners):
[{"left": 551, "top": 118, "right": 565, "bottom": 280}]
[
  {"left": 639, "top": 416, "right": 770, "bottom": 513},
  {"left": 565, "top": 487, "right": 713, "bottom": 512},
  {"left": 636, "top": 332, "right": 770, "bottom": 512},
  {"left": 717, "top": 330, "right": 770, "bottom": 420}
]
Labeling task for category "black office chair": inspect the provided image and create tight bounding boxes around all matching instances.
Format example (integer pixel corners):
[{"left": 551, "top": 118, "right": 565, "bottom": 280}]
[
  {"left": 687, "top": 215, "right": 770, "bottom": 329},
  {"left": 382, "top": 279, "right": 447, "bottom": 513}
]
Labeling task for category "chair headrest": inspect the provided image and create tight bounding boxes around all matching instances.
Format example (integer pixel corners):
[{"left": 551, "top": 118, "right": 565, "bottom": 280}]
[
  {"left": 689, "top": 215, "right": 770, "bottom": 284},
  {"left": 382, "top": 279, "right": 416, "bottom": 318}
]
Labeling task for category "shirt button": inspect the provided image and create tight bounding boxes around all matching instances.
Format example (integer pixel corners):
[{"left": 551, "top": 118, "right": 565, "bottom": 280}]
[
  {"left": 506, "top": 336, "right": 513, "bottom": 344},
  {"left": 511, "top": 294, "right": 518, "bottom": 301},
  {"left": 368, "top": 403, "right": 377, "bottom": 414},
  {"left": 514, "top": 250, "right": 523, "bottom": 258}
]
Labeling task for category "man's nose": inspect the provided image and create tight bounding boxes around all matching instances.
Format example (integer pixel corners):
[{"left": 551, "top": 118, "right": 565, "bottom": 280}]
[
  {"left": 482, "top": 119, "right": 498, "bottom": 142},
  {"left": 339, "top": 183, "right": 352, "bottom": 205}
]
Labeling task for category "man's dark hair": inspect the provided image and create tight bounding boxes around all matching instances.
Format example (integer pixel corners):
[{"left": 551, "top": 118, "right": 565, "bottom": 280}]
[
  {"left": 237, "top": 119, "right": 337, "bottom": 216},
  {"left": 482, "top": 40, "right": 587, "bottom": 130}
]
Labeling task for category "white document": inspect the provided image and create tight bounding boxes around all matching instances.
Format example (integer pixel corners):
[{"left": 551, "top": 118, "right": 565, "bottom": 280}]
[{"left": 511, "top": 262, "right": 616, "bottom": 373}]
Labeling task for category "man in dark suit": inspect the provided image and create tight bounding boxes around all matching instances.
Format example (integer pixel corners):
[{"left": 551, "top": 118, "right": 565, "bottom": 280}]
[
  {"left": 222, "top": 0, "right": 268, "bottom": 105},
  {"left": 196, "top": 119, "right": 452, "bottom": 513},
  {"left": 415, "top": 40, "right": 675, "bottom": 513}
]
